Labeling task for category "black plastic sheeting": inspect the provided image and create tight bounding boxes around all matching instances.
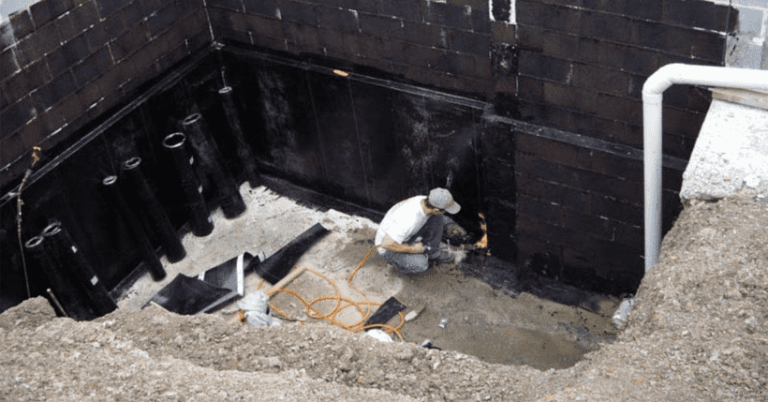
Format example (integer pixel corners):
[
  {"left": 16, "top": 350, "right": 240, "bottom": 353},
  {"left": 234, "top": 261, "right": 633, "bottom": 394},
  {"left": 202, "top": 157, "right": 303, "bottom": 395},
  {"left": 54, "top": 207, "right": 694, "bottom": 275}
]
[
  {"left": 249, "top": 223, "right": 330, "bottom": 284},
  {"left": 149, "top": 252, "right": 252, "bottom": 315},
  {"left": 364, "top": 296, "right": 407, "bottom": 330}
]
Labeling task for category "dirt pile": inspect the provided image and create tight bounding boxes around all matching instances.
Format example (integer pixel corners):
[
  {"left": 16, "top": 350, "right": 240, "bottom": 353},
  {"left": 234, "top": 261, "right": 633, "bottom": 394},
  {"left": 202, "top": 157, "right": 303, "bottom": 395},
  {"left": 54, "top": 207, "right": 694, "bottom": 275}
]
[{"left": 2, "top": 196, "right": 767, "bottom": 401}]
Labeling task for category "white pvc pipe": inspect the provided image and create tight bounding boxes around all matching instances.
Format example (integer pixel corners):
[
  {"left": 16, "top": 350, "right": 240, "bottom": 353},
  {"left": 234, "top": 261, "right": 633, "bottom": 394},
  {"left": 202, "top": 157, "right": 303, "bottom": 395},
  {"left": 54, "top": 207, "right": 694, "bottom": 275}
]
[{"left": 643, "top": 63, "right": 768, "bottom": 272}]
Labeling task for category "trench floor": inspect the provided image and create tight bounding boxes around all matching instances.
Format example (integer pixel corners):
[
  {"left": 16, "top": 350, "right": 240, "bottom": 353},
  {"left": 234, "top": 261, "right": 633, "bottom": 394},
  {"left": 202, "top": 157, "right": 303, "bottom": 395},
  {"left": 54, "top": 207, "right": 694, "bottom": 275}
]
[{"left": 117, "top": 183, "right": 619, "bottom": 370}]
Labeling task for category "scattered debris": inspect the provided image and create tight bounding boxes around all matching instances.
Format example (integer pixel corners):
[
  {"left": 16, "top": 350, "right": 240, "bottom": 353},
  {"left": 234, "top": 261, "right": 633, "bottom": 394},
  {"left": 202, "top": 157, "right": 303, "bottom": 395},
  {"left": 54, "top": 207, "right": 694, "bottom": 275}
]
[
  {"left": 363, "top": 297, "right": 406, "bottom": 330},
  {"left": 365, "top": 329, "right": 393, "bottom": 343},
  {"left": 439, "top": 318, "right": 448, "bottom": 329}
]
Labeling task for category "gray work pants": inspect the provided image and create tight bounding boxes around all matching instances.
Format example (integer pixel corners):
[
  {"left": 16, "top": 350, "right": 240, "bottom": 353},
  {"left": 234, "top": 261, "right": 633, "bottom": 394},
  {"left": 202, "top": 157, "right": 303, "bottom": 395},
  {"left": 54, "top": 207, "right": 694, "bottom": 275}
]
[{"left": 379, "top": 215, "right": 445, "bottom": 274}]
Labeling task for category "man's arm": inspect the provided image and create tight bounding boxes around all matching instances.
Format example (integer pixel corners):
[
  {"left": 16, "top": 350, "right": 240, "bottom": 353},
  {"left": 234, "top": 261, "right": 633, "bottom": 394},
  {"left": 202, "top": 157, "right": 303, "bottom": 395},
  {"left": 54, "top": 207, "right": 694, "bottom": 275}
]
[{"left": 379, "top": 233, "right": 428, "bottom": 254}]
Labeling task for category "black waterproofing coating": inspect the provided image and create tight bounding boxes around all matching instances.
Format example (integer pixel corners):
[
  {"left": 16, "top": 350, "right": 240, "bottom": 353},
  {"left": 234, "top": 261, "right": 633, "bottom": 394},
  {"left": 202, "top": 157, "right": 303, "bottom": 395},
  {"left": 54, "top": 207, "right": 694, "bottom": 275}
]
[
  {"left": 219, "top": 86, "right": 261, "bottom": 188},
  {"left": 181, "top": 113, "right": 247, "bottom": 219},
  {"left": 121, "top": 157, "right": 187, "bottom": 263},
  {"left": 41, "top": 221, "right": 118, "bottom": 317},
  {"left": 24, "top": 235, "right": 97, "bottom": 320},
  {"left": 99, "top": 176, "right": 167, "bottom": 281},
  {"left": 249, "top": 223, "right": 330, "bottom": 284},
  {"left": 162, "top": 133, "right": 214, "bottom": 237}
]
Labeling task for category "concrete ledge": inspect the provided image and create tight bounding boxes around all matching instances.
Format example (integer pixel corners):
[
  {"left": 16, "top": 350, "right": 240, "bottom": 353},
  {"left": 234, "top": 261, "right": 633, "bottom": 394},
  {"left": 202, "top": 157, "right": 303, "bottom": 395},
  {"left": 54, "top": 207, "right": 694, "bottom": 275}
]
[{"left": 680, "top": 98, "right": 768, "bottom": 200}]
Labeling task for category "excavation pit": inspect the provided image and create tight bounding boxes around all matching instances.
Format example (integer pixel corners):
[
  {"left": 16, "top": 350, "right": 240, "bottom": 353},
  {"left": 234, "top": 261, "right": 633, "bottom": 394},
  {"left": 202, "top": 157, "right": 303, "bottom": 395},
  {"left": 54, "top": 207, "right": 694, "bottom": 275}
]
[{"left": 118, "top": 182, "right": 619, "bottom": 370}]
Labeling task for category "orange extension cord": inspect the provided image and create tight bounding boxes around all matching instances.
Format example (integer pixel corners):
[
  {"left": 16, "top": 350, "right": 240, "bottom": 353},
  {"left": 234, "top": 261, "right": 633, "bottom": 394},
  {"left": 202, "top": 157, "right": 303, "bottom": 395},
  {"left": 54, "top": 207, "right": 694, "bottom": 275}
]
[{"left": 256, "top": 247, "right": 406, "bottom": 341}]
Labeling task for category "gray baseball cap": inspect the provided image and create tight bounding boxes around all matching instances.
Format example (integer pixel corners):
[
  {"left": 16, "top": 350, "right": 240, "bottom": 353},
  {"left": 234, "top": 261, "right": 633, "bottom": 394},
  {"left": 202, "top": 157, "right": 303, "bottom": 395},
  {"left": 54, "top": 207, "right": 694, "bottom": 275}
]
[{"left": 428, "top": 188, "right": 460, "bottom": 214}]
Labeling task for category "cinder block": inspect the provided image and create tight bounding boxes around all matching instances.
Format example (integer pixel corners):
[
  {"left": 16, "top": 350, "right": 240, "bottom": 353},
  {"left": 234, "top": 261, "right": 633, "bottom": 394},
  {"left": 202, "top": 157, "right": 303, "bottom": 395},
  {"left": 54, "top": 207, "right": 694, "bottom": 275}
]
[
  {"left": 0, "top": 23, "right": 16, "bottom": 51},
  {"left": 663, "top": 0, "right": 736, "bottom": 32},
  {"left": 516, "top": 0, "right": 569, "bottom": 32},
  {"left": 72, "top": 46, "right": 114, "bottom": 88},
  {"left": 491, "top": 20, "right": 516, "bottom": 44},
  {"left": 83, "top": 14, "right": 126, "bottom": 52},
  {"left": 120, "top": 2, "right": 146, "bottom": 28},
  {"left": 595, "top": 92, "right": 641, "bottom": 124},
  {"left": 155, "top": 43, "right": 188, "bottom": 73},
  {"left": 207, "top": 0, "right": 244, "bottom": 12},
  {"left": 318, "top": 27, "right": 346, "bottom": 54},
  {"left": 186, "top": 28, "right": 212, "bottom": 52},
  {"left": 16, "top": 22, "right": 59, "bottom": 66},
  {"left": 448, "top": 0, "right": 486, "bottom": 9},
  {"left": 0, "top": 97, "right": 35, "bottom": 137},
  {"left": 282, "top": 22, "right": 324, "bottom": 54},
  {"left": 33, "top": 71, "right": 78, "bottom": 111},
  {"left": 471, "top": 7, "right": 490, "bottom": 33},
  {"left": 519, "top": 194, "right": 561, "bottom": 225},
  {"left": 316, "top": 5, "right": 358, "bottom": 31},
  {"left": 43, "top": 92, "right": 86, "bottom": 130},
  {"left": 110, "top": 22, "right": 150, "bottom": 62},
  {"left": 55, "top": 1, "right": 100, "bottom": 43},
  {"left": 358, "top": 13, "right": 402, "bottom": 39},
  {"left": 96, "top": 0, "right": 125, "bottom": 18},
  {"left": 591, "top": 194, "right": 643, "bottom": 227},
  {"left": 381, "top": 0, "right": 422, "bottom": 22},
  {"left": 22, "top": 59, "right": 51, "bottom": 93},
  {"left": 20, "top": 120, "right": 47, "bottom": 151},
  {"left": 242, "top": 0, "right": 277, "bottom": 16},
  {"left": 0, "top": 48, "right": 19, "bottom": 77},
  {"left": 399, "top": 21, "right": 445, "bottom": 48},
  {"left": 46, "top": 34, "right": 89, "bottom": 76},
  {"left": 30, "top": 0, "right": 75, "bottom": 27},
  {"left": 518, "top": 50, "right": 571, "bottom": 83},
  {"left": 689, "top": 29, "right": 726, "bottom": 63},
  {"left": 0, "top": 133, "right": 25, "bottom": 166},
  {"left": 571, "top": 62, "right": 629, "bottom": 96},
  {"left": 147, "top": 3, "right": 179, "bottom": 38},
  {"left": 354, "top": 0, "right": 384, "bottom": 15},
  {"left": 446, "top": 28, "right": 490, "bottom": 56},
  {"left": 577, "top": 10, "right": 631, "bottom": 43},
  {"left": 662, "top": 106, "right": 705, "bottom": 139},
  {"left": 426, "top": 1, "right": 472, "bottom": 31},
  {"left": 279, "top": 1, "right": 318, "bottom": 25},
  {"left": 9, "top": 9, "right": 35, "bottom": 40}
]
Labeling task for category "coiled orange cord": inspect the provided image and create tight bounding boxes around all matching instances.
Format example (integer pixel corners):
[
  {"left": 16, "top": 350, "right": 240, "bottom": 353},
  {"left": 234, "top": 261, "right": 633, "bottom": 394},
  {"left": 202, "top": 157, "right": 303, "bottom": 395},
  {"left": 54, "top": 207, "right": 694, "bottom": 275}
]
[{"left": 259, "top": 247, "right": 405, "bottom": 340}]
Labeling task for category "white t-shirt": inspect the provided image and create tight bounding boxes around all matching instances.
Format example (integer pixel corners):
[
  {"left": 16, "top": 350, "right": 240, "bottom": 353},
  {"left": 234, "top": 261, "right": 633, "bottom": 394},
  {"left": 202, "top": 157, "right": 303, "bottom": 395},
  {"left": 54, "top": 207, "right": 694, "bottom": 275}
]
[{"left": 375, "top": 196, "right": 428, "bottom": 253}]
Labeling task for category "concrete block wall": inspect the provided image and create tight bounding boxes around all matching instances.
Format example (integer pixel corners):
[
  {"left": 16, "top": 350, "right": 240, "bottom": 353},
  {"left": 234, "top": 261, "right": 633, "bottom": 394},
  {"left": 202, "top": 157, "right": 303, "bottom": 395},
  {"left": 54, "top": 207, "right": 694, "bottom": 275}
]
[
  {"left": 0, "top": 0, "right": 210, "bottom": 187},
  {"left": 708, "top": 0, "right": 768, "bottom": 68},
  {"left": 515, "top": 0, "right": 736, "bottom": 160},
  {"left": 206, "top": 0, "right": 502, "bottom": 96}
]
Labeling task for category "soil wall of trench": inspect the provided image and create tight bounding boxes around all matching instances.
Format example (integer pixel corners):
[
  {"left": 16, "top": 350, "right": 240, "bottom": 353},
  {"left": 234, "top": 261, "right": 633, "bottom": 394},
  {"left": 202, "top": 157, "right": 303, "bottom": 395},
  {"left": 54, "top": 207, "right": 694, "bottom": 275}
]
[{"left": 1, "top": 195, "right": 767, "bottom": 401}]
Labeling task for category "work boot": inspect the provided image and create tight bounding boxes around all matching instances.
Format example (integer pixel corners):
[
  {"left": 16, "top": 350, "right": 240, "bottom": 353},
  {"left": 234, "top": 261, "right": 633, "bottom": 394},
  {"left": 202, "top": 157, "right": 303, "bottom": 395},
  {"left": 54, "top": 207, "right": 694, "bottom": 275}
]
[{"left": 429, "top": 248, "right": 455, "bottom": 265}]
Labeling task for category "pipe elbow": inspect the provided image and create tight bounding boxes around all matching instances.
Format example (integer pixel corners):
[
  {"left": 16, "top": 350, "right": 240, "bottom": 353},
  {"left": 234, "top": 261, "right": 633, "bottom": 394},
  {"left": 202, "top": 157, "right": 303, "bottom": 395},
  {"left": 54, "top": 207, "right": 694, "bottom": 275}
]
[{"left": 642, "top": 63, "right": 687, "bottom": 98}]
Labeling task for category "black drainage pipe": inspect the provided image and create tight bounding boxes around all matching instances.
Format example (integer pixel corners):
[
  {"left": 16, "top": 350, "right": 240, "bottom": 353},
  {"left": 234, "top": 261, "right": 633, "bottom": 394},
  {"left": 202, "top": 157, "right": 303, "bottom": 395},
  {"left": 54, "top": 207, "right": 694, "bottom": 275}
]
[
  {"left": 181, "top": 112, "right": 247, "bottom": 219},
  {"left": 218, "top": 86, "right": 261, "bottom": 188},
  {"left": 42, "top": 221, "right": 118, "bottom": 317},
  {"left": 24, "top": 235, "right": 94, "bottom": 320},
  {"left": 121, "top": 157, "right": 187, "bottom": 263},
  {"left": 100, "top": 175, "right": 167, "bottom": 281},
  {"left": 162, "top": 133, "right": 214, "bottom": 237}
]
